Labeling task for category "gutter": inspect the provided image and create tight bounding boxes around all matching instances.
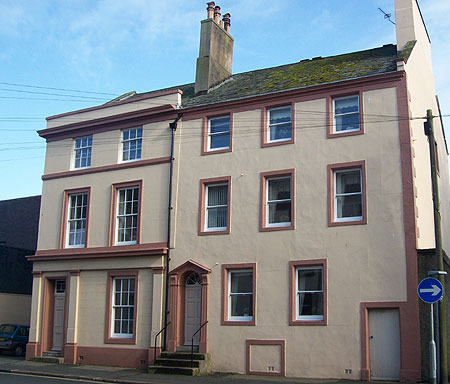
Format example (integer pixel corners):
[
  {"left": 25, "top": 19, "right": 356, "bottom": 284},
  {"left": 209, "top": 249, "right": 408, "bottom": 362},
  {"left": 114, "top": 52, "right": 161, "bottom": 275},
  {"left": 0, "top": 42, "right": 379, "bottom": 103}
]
[{"left": 163, "top": 112, "right": 182, "bottom": 350}]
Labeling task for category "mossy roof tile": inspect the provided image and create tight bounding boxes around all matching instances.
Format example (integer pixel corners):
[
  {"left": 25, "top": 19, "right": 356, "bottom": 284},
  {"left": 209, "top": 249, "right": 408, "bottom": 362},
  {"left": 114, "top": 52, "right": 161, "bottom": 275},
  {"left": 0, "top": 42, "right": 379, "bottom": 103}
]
[{"left": 134, "top": 44, "right": 402, "bottom": 109}]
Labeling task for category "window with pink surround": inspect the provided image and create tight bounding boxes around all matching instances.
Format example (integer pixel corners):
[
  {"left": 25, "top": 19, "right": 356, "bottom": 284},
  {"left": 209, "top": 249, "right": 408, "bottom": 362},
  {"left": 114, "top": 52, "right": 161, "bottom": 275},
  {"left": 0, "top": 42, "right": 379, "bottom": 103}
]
[
  {"left": 198, "top": 176, "right": 231, "bottom": 235},
  {"left": 289, "top": 259, "right": 327, "bottom": 326},
  {"left": 260, "top": 169, "right": 295, "bottom": 231},
  {"left": 222, "top": 263, "right": 256, "bottom": 326},
  {"left": 328, "top": 161, "right": 366, "bottom": 226}
]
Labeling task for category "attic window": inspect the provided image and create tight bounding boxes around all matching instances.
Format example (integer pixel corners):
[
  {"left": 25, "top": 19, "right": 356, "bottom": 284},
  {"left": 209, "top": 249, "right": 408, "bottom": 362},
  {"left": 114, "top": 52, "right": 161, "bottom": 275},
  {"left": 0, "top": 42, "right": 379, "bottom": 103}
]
[{"left": 333, "top": 95, "right": 360, "bottom": 133}]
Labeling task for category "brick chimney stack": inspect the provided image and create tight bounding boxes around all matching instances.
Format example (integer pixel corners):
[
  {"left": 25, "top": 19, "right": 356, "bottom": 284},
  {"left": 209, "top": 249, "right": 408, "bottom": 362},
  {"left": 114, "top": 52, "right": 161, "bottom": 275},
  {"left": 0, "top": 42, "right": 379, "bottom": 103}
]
[{"left": 194, "top": 2, "right": 234, "bottom": 95}]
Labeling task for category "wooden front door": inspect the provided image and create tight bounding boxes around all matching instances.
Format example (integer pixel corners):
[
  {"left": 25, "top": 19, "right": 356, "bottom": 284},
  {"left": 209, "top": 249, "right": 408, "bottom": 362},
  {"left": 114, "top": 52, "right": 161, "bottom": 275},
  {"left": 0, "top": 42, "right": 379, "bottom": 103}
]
[
  {"left": 369, "top": 309, "right": 400, "bottom": 381},
  {"left": 184, "top": 273, "right": 201, "bottom": 345},
  {"left": 52, "top": 280, "right": 66, "bottom": 351}
]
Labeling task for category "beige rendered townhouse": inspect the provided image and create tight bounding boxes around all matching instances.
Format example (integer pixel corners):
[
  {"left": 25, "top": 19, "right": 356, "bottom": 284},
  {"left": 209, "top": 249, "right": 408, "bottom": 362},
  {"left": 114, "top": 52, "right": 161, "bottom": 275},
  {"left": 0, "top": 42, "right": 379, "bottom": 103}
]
[{"left": 27, "top": 0, "right": 450, "bottom": 381}]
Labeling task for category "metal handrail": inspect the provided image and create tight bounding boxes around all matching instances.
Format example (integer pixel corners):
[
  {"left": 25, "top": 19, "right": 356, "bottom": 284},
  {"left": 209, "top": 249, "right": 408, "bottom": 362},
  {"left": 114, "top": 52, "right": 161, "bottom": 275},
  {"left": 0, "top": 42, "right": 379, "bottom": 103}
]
[
  {"left": 191, "top": 321, "right": 208, "bottom": 368},
  {"left": 154, "top": 321, "right": 171, "bottom": 364}
]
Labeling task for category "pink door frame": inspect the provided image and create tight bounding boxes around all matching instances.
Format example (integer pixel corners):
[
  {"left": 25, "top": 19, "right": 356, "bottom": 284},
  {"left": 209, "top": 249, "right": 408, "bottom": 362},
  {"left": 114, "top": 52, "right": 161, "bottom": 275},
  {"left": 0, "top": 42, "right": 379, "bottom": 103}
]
[{"left": 167, "top": 260, "right": 211, "bottom": 353}]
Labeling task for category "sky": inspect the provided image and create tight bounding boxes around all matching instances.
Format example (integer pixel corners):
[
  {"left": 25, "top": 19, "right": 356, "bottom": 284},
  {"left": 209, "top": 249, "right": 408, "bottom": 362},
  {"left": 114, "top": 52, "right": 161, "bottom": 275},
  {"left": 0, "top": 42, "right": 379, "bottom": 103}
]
[{"left": 1, "top": 0, "right": 449, "bottom": 200}]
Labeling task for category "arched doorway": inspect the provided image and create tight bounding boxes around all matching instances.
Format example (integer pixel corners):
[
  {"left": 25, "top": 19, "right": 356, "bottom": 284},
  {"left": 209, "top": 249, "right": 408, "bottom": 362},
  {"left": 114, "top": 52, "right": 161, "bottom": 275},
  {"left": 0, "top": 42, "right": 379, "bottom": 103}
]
[{"left": 168, "top": 260, "right": 211, "bottom": 353}]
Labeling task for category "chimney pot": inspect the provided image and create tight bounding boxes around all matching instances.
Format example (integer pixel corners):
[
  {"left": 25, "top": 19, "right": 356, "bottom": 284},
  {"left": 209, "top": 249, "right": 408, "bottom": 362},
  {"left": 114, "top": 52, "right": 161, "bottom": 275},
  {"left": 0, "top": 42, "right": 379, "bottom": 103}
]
[
  {"left": 222, "top": 13, "right": 231, "bottom": 32},
  {"left": 206, "top": 2, "right": 215, "bottom": 19},
  {"left": 214, "top": 6, "right": 221, "bottom": 23}
]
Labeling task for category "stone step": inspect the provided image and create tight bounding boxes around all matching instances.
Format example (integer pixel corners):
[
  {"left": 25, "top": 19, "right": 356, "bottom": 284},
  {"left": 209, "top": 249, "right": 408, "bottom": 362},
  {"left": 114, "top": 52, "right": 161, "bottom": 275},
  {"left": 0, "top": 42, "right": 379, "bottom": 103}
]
[
  {"left": 148, "top": 365, "right": 199, "bottom": 375},
  {"left": 176, "top": 345, "right": 198, "bottom": 353},
  {"left": 160, "top": 351, "right": 206, "bottom": 360},
  {"left": 29, "top": 356, "right": 64, "bottom": 364},
  {"left": 43, "top": 351, "right": 62, "bottom": 357},
  {"left": 155, "top": 358, "right": 202, "bottom": 368}
]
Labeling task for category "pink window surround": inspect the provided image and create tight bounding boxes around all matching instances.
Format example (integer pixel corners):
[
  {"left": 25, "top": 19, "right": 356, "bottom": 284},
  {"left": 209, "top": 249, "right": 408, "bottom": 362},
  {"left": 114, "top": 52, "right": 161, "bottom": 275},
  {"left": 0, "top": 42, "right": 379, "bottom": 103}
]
[
  {"left": 221, "top": 263, "right": 257, "bottom": 326},
  {"left": 259, "top": 169, "right": 295, "bottom": 232},
  {"left": 60, "top": 187, "right": 91, "bottom": 249},
  {"left": 289, "top": 259, "right": 327, "bottom": 326},
  {"left": 246, "top": 339, "right": 286, "bottom": 376},
  {"left": 104, "top": 270, "right": 138, "bottom": 345},
  {"left": 198, "top": 176, "right": 231, "bottom": 236},
  {"left": 327, "top": 160, "right": 367, "bottom": 227},
  {"left": 261, "top": 103, "right": 295, "bottom": 147},
  {"left": 327, "top": 91, "right": 364, "bottom": 138},
  {"left": 108, "top": 180, "right": 143, "bottom": 247},
  {"left": 201, "top": 113, "right": 233, "bottom": 155}
]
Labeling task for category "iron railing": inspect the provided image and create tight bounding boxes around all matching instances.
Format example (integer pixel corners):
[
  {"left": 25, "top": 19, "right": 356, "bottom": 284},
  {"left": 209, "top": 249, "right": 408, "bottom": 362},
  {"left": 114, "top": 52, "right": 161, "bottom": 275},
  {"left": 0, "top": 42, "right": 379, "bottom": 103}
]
[
  {"left": 191, "top": 321, "right": 208, "bottom": 368},
  {"left": 154, "top": 321, "right": 170, "bottom": 364}
]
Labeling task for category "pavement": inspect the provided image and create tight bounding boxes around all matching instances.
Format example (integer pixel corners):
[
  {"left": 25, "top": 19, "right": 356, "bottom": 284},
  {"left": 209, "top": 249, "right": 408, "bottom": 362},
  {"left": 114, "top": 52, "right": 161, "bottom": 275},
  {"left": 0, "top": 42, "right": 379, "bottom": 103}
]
[{"left": 0, "top": 353, "right": 390, "bottom": 384}]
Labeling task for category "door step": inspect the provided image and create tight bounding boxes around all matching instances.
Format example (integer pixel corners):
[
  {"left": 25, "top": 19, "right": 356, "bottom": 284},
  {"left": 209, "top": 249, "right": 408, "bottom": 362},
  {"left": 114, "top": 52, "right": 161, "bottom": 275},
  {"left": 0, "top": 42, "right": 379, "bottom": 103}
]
[
  {"left": 30, "top": 355, "right": 64, "bottom": 364},
  {"left": 149, "top": 352, "right": 211, "bottom": 376},
  {"left": 176, "top": 345, "right": 198, "bottom": 352}
]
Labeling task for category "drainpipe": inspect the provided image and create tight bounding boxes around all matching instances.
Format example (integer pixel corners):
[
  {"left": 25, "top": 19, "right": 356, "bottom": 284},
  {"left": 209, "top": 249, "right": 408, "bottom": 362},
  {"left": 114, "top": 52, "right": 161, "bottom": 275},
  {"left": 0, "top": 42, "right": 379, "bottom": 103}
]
[{"left": 163, "top": 113, "right": 182, "bottom": 351}]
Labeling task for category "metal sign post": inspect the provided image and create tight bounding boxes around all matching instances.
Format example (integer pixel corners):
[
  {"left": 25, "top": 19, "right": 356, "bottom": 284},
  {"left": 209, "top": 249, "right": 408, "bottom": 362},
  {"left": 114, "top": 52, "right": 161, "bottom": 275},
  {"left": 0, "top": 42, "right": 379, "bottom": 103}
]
[{"left": 418, "top": 277, "right": 444, "bottom": 384}]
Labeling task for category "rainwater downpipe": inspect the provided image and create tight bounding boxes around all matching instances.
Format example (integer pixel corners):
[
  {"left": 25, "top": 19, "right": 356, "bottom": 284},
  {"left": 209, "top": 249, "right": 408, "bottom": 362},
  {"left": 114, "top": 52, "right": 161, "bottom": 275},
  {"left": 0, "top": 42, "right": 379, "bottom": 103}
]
[{"left": 163, "top": 112, "right": 182, "bottom": 351}]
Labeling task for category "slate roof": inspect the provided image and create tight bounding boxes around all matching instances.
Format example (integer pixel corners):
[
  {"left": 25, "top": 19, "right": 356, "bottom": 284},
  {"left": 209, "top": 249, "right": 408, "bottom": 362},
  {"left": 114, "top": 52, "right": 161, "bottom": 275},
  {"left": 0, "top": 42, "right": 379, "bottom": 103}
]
[{"left": 133, "top": 43, "right": 405, "bottom": 109}]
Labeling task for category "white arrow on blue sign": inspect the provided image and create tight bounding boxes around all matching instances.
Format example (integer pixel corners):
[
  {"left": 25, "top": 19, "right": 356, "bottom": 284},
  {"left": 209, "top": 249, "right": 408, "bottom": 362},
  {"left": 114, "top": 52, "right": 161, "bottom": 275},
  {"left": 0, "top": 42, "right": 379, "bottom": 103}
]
[{"left": 418, "top": 277, "right": 444, "bottom": 304}]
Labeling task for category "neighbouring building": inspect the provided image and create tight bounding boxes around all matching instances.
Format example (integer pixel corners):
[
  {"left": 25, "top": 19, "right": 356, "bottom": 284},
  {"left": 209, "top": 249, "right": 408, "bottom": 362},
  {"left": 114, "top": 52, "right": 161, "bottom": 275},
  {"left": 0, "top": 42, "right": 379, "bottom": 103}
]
[
  {"left": 0, "top": 195, "right": 41, "bottom": 325},
  {"left": 27, "top": 0, "right": 450, "bottom": 381}
]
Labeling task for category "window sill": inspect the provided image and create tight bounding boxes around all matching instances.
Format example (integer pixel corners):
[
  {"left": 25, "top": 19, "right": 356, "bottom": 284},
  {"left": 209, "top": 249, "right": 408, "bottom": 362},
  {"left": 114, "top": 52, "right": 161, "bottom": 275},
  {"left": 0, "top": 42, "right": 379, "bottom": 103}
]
[
  {"left": 290, "top": 319, "right": 327, "bottom": 326},
  {"left": 261, "top": 138, "right": 294, "bottom": 148},
  {"left": 198, "top": 228, "right": 230, "bottom": 236},
  {"left": 327, "top": 129, "right": 363, "bottom": 139},
  {"left": 328, "top": 218, "right": 367, "bottom": 227},
  {"left": 202, "top": 147, "right": 232, "bottom": 156},
  {"left": 260, "top": 223, "right": 294, "bottom": 232},
  {"left": 104, "top": 336, "right": 136, "bottom": 345},
  {"left": 221, "top": 319, "right": 255, "bottom": 326}
]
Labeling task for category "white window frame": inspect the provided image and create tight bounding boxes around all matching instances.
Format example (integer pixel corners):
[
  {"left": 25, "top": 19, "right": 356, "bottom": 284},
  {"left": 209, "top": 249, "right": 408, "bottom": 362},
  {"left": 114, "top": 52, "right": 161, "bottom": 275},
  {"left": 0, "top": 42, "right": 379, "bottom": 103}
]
[
  {"left": 334, "top": 168, "right": 363, "bottom": 222},
  {"left": 295, "top": 266, "right": 323, "bottom": 321},
  {"left": 73, "top": 136, "right": 92, "bottom": 169},
  {"left": 207, "top": 116, "right": 230, "bottom": 151},
  {"left": 121, "top": 127, "right": 142, "bottom": 162},
  {"left": 205, "top": 183, "right": 228, "bottom": 232},
  {"left": 111, "top": 277, "right": 135, "bottom": 338},
  {"left": 266, "top": 176, "right": 292, "bottom": 228},
  {"left": 267, "top": 106, "right": 292, "bottom": 143},
  {"left": 115, "top": 187, "right": 139, "bottom": 245},
  {"left": 66, "top": 193, "right": 88, "bottom": 248},
  {"left": 228, "top": 269, "right": 253, "bottom": 322},
  {"left": 333, "top": 95, "right": 360, "bottom": 133}
]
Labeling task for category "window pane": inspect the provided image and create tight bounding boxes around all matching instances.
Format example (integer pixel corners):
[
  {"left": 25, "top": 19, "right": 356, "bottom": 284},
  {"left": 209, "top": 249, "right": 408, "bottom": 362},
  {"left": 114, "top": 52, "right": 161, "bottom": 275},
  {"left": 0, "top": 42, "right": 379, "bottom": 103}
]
[
  {"left": 268, "top": 178, "right": 290, "bottom": 200},
  {"left": 298, "top": 269, "right": 322, "bottom": 291},
  {"left": 270, "top": 124, "right": 292, "bottom": 141},
  {"left": 210, "top": 133, "right": 230, "bottom": 149},
  {"left": 269, "top": 107, "right": 291, "bottom": 124},
  {"left": 230, "top": 294, "right": 253, "bottom": 317},
  {"left": 210, "top": 117, "right": 230, "bottom": 133},
  {"left": 335, "top": 96, "right": 358, "bottom": 114},
  {"left": 336, "top": 195, "right": 362, "bottom": 218},
  {"left": 208, "top": 185, "right": 227, "bottom": 206},
  {"left": 336, "top": 114, "right": 360, "bottom": 132},
  {"left": 207, "top": 206, "right": 227, "bottom": 228},
  {"left": 336, "top": 171, "right": 361, "bottom": 194},
  {"left": 268, "top": 201, "right": 291, "bottom": 224},
  {"left": 298, "top": 292, "right": 323, "bottom": 316},
  {"left": 230, "top": 271, "right": 252, "bottom": 293}
]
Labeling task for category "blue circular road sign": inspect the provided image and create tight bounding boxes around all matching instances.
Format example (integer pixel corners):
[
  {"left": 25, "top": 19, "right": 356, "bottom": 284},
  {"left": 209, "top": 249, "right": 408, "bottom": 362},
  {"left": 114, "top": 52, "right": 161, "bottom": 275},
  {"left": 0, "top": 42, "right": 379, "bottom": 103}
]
[{"left": 418, "top": 277, "right": 444, "bottom": 303}]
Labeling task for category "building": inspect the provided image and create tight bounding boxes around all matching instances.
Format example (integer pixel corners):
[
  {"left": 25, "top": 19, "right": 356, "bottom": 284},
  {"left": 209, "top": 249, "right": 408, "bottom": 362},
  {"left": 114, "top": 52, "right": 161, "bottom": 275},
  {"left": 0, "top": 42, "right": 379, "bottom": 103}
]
[
  {"left": 27, "top": 0, "right": 450, "bottom": 381},
  {"left": 0, "top": 195, "right": 40, "bottom": 325}
]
